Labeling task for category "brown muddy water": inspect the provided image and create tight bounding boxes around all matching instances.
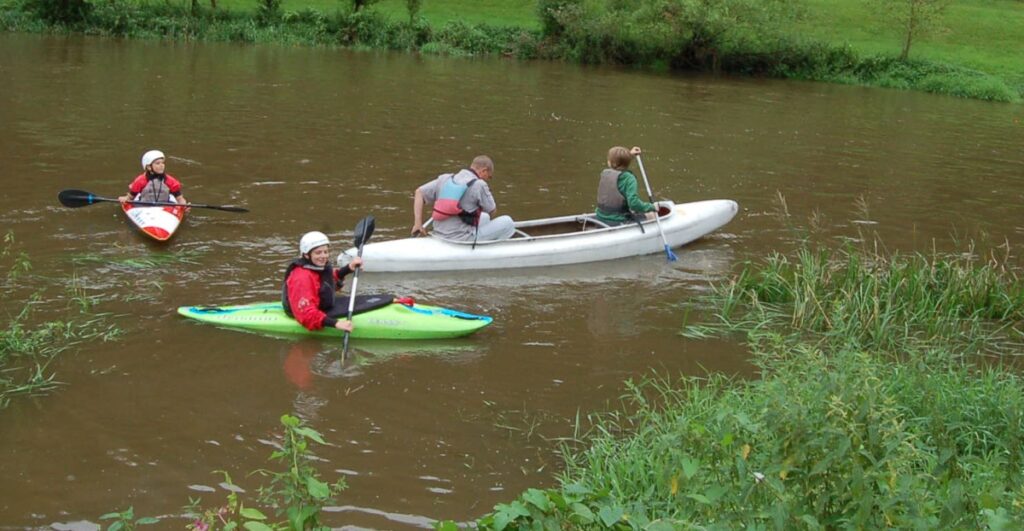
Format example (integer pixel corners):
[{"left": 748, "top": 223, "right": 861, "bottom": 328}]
[{"left": 1, "top": 33, "right": 1022, "bottom": 528}]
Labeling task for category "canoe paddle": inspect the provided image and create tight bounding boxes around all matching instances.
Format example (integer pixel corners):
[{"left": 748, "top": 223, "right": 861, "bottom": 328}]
[
  {"left": 634, "top": 155, "right": 678, "bottom": 262},
  {"left": 57, "top": 189, "right": 249, "bottom": 213},
  {"left": 342, "top": 215, "right": 375, "bottom": 359}
]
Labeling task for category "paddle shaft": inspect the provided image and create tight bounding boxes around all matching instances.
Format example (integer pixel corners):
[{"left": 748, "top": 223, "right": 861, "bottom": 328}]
[
  {"left": 58, "top": 190, "right": 248, "bottom": 213},
  {"left": 634, "top": 155, "right": 678, "bottom": 261},
  {"left": 342, "top": 224, "right": 371, "bottom": 358},
  {"left": 341, "top": 267, "right": 362, "bottom": 357}
]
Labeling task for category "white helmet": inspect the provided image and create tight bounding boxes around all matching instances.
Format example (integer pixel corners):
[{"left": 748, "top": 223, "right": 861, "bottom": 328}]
[
  {"left": 141, "top": 150, "right": 165, "bottom": 169},
  {"left": 299, "top": 231, "right": 330, "bottom": 255}
]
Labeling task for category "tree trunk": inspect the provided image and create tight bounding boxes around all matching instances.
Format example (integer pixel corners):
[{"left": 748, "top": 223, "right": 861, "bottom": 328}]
[
  {"left": 900, "top": 2, "right": 916, "bottom": 61},
  {"left": 900, "top": 28, "right": 913, "bottom": 61}
]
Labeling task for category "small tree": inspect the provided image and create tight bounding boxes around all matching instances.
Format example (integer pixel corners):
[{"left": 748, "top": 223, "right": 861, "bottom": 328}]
[
  {"left": 868, "top": 0, "right": 952, "bottom": 61},
  {"left": 406, "top": 0, "right": 422, "bottom": 23},
  {"left": 256, "top": 0, "right": 282, "bottom": 25}
]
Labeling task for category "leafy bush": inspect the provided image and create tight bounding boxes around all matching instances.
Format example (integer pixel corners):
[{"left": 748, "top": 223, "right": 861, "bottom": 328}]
[
  {"left": 23, "top": 0, "right": 90, "bottom": 25},
  {"left": 536, "top": 0, "right": 582, "bottom": 38},
  {"left": 255, "top": 0, "right": 282, "bottom": 26}
]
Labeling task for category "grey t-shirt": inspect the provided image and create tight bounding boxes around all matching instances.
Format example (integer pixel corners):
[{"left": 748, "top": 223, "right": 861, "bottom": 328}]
[{"left": 418, "top": 169, "right": 497, "bottom": 241}]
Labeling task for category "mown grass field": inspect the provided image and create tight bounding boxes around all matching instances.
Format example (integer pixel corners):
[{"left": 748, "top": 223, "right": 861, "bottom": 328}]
[{"left": 793, "top": 0, "right": 1024, "bottom": 84}]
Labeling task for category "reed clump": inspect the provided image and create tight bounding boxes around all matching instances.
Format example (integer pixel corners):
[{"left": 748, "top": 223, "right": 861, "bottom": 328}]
[
  {"left": 688, "top": 245, "right": 1024, "bottom": 357},
  {"left": 1, "top": 232, "right": 121, "bottom": 408}
]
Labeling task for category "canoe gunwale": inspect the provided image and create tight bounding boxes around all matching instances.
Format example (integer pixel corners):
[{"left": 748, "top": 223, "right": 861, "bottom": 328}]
[{"left": 428, "top": 203, "right": 674, "bottom": 246}]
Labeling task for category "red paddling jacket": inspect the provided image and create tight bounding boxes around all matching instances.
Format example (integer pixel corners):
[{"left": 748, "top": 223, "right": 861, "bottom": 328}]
[{"left": 282, "top": 258, "right": 356, "bottom": 331}]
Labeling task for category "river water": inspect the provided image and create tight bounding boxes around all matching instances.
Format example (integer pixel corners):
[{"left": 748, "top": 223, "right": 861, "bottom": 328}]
[{"left": 0, "top": 33, "right": 1022, "bottom": 528}]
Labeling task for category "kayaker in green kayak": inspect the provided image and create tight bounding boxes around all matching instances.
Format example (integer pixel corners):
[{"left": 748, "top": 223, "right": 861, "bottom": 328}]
[
  {"left": 282, "top": 231, "right": 363, "bottom": 332},
  {"left": 595, "top": 145, "right": 657, "bottom": 226}
]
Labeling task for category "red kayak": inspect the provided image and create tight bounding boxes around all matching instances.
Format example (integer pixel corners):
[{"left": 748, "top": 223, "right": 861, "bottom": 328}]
[{"left": 121, "top": 202, "right": 187, "bottom": 241}]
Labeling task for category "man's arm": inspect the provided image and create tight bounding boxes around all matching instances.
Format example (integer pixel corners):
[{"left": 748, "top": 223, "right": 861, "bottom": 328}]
[{"left": 411, "top": 187, "right": 428, "bottom": 236}]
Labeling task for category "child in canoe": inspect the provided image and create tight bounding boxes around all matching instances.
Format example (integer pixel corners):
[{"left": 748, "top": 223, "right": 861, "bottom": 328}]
[
  {"left": 595, "top": 145, "right": 657, "bottom": 226},
  {"left": 282, "top": 231, "right": 363, "bottom": 332},
  {"left": 118, "top": 149, "right": 188, "bottom": 206}
]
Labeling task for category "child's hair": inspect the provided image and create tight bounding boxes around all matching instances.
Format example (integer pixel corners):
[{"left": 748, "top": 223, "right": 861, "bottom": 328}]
[{"left": 607, "top": 146, "right": 632, "bottom": 170}]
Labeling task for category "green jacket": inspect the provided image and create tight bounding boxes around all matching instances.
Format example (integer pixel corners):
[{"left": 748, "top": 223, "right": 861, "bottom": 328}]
[{"left": 595, "top": 170, "right": 654, "bottom": 225}]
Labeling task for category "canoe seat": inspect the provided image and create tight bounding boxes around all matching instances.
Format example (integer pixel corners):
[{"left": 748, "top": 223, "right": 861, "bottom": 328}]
[{"left": 577, "top": 215, "right": 610, "bottom": 231}]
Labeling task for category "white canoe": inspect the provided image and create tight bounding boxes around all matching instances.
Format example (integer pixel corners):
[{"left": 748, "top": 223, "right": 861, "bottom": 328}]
[{"left": 340, "top": 199, "right": 738, "bottom": 272}]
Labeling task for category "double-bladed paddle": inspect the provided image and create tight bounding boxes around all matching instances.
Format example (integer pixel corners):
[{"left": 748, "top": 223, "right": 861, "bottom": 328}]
[
  {"left": 635, "top": 155, "right": 679, "bottom": 262},
  {"left": 57, "top": 189, "right": 249, "bottom": 213},
  {"left": 342, "top": 215, "right": 376, "bottom": 359}
]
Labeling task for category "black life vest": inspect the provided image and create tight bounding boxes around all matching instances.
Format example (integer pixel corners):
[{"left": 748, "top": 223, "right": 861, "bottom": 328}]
[{"left": 281, "top": 258, "right": 336, "bottom": 317}]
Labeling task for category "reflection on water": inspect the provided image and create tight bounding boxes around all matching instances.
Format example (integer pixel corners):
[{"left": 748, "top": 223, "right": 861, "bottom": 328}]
[{"left": 0, "top": 32, "right": 1022, "bottom": 528}]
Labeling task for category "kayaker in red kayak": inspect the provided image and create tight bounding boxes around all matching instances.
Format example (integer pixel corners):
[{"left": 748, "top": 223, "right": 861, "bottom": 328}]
[
  {"left": 282, "top": 231, "right": 363, "bottom": 332},
  {"left": 118, "top": 149, "right": 188, "bottom": 206}
]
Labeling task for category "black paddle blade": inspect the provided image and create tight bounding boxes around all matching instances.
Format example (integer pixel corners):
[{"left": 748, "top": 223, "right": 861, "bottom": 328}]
[
  {"left": 58, "top": 189, "right": 108, "bottom": 208},
  {"left": 353, "top": 215, "right": 376, "bottom": 248}
]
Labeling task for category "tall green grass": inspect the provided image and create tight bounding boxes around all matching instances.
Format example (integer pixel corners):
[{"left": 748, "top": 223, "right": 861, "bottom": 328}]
[
  {"left": 684, "top": 245, "right": 1024, "bottom": 356},
  {"left": 449, "top": 243, "right": 1024, "bottom": 529}
]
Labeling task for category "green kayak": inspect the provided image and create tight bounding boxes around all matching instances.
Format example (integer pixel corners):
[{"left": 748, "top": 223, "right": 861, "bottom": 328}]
[{"left": 177, "top": 298, "right": 493, "bottom": 340}]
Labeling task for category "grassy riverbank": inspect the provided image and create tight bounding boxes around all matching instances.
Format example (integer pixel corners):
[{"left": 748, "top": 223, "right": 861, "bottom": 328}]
[
  {"left": 455, "top": 243, "right": 1024, "bottom": 528},
  {"left": 1, "top": 0, "right": 1021, "bottom": 101}
]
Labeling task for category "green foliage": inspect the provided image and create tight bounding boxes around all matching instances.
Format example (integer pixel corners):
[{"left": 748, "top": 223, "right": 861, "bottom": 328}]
[
  {"left": 22, "top": 0, "right": 90, "bottom": 25},
  {"left": 99, "top": 506, "right": 160, "bottom": 530},
  {"left": 536, "top": 0, "right": 581, "bottom": 38},
  {"left": 256, "top": 0, "right": 283, "bottom": 25},
  {"left": 184, "top": 414, "right": 347, "bottom": 530}
]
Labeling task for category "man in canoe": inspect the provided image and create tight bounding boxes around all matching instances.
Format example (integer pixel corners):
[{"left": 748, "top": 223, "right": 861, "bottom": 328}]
[
  {"left": 118, "top": 149, "right": 188, "bottom": 206},
  {"left": 282, "top": 231, "right": 363, "bottom": 332},
  {"left": 595, "top": 146, "right": 657, "bottom": 226},
  {"left": 411, "top": 155, "right": 515, "bottom": 241}
]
